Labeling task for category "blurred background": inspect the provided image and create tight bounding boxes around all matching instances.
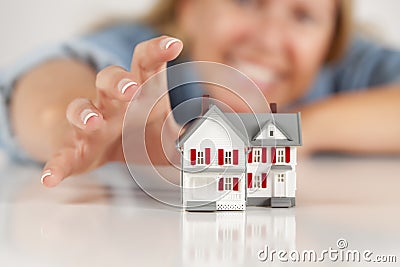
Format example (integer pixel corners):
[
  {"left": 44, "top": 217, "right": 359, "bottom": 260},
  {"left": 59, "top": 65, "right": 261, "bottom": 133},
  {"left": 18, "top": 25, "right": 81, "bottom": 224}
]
[{"left": 0, "top": 0, "right": 399, "bottom": 69}]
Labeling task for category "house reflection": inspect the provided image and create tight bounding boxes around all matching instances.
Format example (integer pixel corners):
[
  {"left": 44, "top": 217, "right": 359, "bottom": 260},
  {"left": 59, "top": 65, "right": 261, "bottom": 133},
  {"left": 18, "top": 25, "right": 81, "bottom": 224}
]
[{"left": 181, "top": 209, "right": 296, "bottom": 265}]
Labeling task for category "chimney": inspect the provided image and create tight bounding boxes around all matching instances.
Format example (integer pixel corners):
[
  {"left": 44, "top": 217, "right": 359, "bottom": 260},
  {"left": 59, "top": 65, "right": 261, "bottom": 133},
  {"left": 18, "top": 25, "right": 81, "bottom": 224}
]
[
  {"left": 201, "top": 94, "right": 210, "bottom": 115},
  {"left": 270, "top": 103, "right": 277, "bottom": 114}
]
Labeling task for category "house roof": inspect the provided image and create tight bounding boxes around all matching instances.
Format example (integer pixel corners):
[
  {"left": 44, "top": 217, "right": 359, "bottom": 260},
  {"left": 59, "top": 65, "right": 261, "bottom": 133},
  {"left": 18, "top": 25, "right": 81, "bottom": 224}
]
[
  {"left": 271, "top": 165, "right": 293, "bottom": 171},
  {"left": 176, "top": 105, "right": 302, "bottom": 149},
  {"left": 176, "top": 105, "right": 250, "bottom": 149},
  {"left": 224, "top": 112, "right": 302, "bottom": 146}
]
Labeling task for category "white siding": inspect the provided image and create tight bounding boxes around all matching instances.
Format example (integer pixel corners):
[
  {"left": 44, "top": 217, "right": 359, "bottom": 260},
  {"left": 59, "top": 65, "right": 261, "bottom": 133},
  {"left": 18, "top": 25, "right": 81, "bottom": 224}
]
[
  {"left": 290, "top": 147, "right": 297, "bottom": 165},
  {"left": 286, "top": 171, "right": 296, "bottom": 198},
  {"left": 183, "top": 172, "right": 246, "bottom": 204},
  {"left": 246, "top": 178, "right": 272, "bottom": 198},
  {"left": 268, "top": 170, "right": 296, "bottom": 198},
  {"left": 182, "top": 111, "right": 246, "bottom": 169}
]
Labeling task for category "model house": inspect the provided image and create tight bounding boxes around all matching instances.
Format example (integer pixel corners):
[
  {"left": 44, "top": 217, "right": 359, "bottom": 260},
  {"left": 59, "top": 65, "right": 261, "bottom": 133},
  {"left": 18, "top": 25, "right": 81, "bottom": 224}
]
[{"left": 176, "top": 102, "right": 302, "bottom": 211}]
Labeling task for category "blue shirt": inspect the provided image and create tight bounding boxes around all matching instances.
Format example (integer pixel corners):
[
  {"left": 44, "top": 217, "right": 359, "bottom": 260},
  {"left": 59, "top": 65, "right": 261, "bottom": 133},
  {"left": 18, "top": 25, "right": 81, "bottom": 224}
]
[{"left": 1, "top": 23, "right": 400, "bottom": 161}]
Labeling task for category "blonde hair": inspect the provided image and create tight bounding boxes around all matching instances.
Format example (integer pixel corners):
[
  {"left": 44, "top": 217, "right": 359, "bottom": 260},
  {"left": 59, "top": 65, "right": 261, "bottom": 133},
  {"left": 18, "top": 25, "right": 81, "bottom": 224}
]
[
  {"left": 328, "top": 0, "right": 353, "bottom": 62},
  {"left": 143, "top": 0, "right": 353, "bottom": 63},
  {"left": 142, "top": 0, "right": 182, "bottom": 37}
]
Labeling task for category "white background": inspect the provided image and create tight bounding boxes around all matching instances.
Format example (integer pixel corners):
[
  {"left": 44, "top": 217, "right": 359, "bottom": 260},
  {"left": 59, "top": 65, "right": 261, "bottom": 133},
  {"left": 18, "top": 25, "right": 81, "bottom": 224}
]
[{"left": 0, "top": 0, "right": 399, "bottom": 68}]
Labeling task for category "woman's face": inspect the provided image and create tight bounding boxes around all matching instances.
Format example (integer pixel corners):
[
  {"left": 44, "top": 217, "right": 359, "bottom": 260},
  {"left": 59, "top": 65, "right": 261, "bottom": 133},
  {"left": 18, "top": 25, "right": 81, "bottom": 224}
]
[{"left": 179, "top": 0, "right": 336, "bottom": 108}]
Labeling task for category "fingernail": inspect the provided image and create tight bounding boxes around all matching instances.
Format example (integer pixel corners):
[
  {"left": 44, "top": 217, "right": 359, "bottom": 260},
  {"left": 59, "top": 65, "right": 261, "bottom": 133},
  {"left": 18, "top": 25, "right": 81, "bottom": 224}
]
[
  {"left": 80, "top": 109, "right": 99, "bottom": 125},
  {"left": 41, "top": 170, "right": 52, "bottom": 184},
  {"left": 160, "top": 37, "right": 181, "bottom": 50},
  {"left": 118, "top": 78, "right": 138, "bottom": 94}
]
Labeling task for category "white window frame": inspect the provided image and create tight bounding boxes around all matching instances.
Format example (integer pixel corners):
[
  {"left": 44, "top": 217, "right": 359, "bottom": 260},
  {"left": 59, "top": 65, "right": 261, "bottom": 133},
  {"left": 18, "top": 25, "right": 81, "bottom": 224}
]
[
  {"left": 224, "top": 177, "right": 233, "bottom": 191},
  {"left": 253, "top": 148, "right": 262, "bottom": 163},
  {"left": 277, "top": 148, "right": 285, "bottom": 163},
  {"left": 254, "top": 175, "right": 262, "bottom": 188},
  {"left": 224, "top": 150, "right": 233, "bottom": 165},
  {"left": 277, "top": 173, "right": 285, "bottom": 182},
  {"left": 197, "top": 150, "right": 205, "bottom": 165}
]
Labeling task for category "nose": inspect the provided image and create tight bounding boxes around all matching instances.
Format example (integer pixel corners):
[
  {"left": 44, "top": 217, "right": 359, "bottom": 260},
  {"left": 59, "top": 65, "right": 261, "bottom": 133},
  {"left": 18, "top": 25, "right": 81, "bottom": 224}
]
[{"left": 254, "top": 11, "right": 288, "bottom": 54}]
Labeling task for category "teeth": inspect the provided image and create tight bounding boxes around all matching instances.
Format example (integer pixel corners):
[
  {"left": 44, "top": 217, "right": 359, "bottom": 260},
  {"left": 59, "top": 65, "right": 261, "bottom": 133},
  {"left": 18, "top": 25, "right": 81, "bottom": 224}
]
[{"left": 234, "top": 62, "right": 276, "bottom": 84}]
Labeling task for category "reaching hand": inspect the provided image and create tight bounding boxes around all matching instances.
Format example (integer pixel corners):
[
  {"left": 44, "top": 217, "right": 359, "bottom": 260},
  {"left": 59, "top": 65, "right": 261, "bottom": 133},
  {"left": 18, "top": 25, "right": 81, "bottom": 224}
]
[{"left": 41, "top": 36, "right": 183, "bottom": 187}]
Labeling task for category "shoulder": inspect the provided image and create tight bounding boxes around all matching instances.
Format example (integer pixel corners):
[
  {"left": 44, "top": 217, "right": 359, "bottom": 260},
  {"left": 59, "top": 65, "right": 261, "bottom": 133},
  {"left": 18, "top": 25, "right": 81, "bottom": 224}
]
[
  {"left": 336, "top": 35, "right": 400, "bottom": 71},
  {"left": 66, "top": 22, "right": 160, "bottom": 71},
  {"left": 82, "top": 22, "right": 159, "bottom": 44},
  {"left": 301, "top": 36, "right": 400, "bottom": 105},
  {"left": 332, "top": 35, "right": 400, "bottom": 88},
  {"left": 78, "top": 22, "right": 160, "bottom": 56}
]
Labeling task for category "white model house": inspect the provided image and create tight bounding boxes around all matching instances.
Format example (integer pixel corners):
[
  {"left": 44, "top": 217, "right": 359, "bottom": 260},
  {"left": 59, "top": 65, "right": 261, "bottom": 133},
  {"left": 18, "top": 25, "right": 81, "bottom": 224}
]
[{"left": 176, "top": 103, "right": 302, "bottom": 211}]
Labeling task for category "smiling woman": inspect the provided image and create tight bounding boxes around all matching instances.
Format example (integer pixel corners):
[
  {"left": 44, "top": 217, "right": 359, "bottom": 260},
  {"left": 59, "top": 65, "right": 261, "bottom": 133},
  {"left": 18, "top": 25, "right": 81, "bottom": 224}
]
[
  {"left": 0, "top": 0, "right": 399, "bottom": 187},
  {"left": 144, "top": 0, "right": 353, "bottom": 107},
  {"left": 146, "top": 0, "right": 352, "bottom": 62}
]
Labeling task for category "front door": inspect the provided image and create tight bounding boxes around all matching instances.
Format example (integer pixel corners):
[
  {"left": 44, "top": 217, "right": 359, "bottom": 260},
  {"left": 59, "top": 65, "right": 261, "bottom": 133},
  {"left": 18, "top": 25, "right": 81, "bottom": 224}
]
[{"left": 273, "top": 173, "right": 286, "bottom": 197}]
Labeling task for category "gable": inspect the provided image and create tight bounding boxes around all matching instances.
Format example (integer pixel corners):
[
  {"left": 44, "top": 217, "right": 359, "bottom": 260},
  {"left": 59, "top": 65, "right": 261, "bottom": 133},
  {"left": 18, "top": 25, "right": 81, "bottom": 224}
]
[
  {"left": 183, "top": 109, "right": 247, "bottom": 149},
  {"left": 253, "top": 122, "right": 289, "bottom": 140},
  {"left": 177, "top": 105, "right": 249, "bottom": 149}
]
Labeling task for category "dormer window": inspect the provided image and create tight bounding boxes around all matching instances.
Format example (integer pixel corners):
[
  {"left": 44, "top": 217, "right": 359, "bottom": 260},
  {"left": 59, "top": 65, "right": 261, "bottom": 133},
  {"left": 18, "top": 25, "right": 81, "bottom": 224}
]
[{"left": 268, "top": 125, "right": 275, "bottom": 137}]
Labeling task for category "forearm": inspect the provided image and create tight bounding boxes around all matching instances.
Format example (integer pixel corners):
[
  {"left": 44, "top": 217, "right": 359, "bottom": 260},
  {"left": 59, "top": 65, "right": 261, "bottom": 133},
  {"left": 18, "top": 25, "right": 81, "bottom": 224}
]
[
  {"left": 10, "top": 59, "right": 97, "bottom": 162},
  {"left": 300, "top": 85, "right": 400, "bottom": 155}
]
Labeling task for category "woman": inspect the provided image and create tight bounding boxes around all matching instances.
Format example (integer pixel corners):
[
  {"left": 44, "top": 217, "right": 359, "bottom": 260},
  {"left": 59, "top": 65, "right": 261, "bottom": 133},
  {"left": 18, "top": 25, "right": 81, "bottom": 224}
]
[{"left": 0, "top": 0, "right": 399, "bottom": 187}]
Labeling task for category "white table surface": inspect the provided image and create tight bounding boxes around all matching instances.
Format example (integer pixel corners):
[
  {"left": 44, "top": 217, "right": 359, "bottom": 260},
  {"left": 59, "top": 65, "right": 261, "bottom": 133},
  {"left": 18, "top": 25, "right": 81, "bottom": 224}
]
[{"left": 0, "top": 154, "right": 399, "bottom": 267}]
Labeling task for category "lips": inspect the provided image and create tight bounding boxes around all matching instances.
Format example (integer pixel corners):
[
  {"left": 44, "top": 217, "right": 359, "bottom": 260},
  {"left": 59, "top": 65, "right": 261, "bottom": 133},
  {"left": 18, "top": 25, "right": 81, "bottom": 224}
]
[
  {"left": 230, "top": 60, "right": 283, "bottom": 94},
  {"left": 234, "top": 61, "right": 275, "bottom": 82}
]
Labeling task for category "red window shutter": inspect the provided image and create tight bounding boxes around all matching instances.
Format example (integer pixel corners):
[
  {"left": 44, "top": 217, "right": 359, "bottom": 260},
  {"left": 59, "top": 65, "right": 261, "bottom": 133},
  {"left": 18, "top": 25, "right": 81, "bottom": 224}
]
[
  {"left": 285, "top": 147, "right": 290, "bottom": 163},
  {"left": 233, "top": 150, "right": 239, "bottom": 165},
  {"left": 262, "top": 147, "right": 267, "bottom": 163},
  {"left": 271, "top": 147, "right": 276, "bottom": 163},
  {"left": 205, "top": 148, "right": 211, "bottom": 164},
  {"left": 262, "top": 173, "right": 267, "bottom": 188},
  {"left": 233, "top": 178, "right": 239, "bottom": 191},
  {"left": 247, "top": 173, "right": 253, "bottom": 188},
  {"left": 218, "top": 149, "right": 224, "bottom": 165},
  {"left": 248, "top": 149, "right": 253, "bottom": 163},
  {"left": 218, "top": 178, "right": 224, "bottom": 191},
  {"left": 190, "top": 149, "right": 196, "bottom": 165}
]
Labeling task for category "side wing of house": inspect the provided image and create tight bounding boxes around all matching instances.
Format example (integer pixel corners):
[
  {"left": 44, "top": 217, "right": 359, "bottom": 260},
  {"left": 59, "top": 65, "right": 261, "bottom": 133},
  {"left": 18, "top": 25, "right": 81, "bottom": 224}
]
[
  {"left": 247, "top": 114, "right": 301, "bottom": 208},
  {"left": 178, "top": 106, "right": 248, "bottom": 211}
]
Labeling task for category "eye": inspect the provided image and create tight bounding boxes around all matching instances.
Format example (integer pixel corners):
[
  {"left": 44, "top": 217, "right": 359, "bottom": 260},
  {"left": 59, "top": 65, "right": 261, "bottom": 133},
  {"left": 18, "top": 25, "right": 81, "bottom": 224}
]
[
  {"left": 232, "top": 0, "right": 260, "bottom": 8},
  {"left": 293, "top": 7, "right": 316, "bottom": 24}
]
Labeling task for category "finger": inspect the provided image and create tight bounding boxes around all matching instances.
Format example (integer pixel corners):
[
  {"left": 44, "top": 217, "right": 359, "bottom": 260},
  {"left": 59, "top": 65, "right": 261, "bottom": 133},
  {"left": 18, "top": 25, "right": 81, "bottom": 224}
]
[
  {"left": 95, "top": 65, "right": 140, "bottom": 101},
  {"left": 66, "top": 98, "right": 104, "bottom": 131},
  {"left": 41, "top": 148, "right": 77, "bottom": 187},
  {"left": 130, "top": 36, "right": 183, "bottom": 81}
]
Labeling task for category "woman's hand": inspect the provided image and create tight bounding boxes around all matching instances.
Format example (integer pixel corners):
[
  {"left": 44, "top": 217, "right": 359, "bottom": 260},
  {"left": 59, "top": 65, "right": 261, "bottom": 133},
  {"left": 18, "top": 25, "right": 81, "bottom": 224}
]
[{"left": 41, "top": 36, "right": 183, "bottom": 187}]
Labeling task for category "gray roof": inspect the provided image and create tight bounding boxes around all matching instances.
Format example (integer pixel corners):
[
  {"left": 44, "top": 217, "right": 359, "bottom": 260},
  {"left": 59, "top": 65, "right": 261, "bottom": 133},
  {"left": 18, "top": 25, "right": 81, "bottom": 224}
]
[
  {"left": 271, "top": 165, "right": 293, "bottom": 171},
  {"left": 176, "top": 105, "right": 250, "bottom": 148},
  {"left": 176, "top": 105, "right": 302, "bottom": 149},
  {"left": 224, "top": 112, "right": 302, "bottom": 146}
]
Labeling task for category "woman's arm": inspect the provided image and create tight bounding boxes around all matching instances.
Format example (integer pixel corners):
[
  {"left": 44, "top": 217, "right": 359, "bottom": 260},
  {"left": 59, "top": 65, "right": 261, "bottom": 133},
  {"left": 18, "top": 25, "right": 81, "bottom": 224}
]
[
  {"left": 9, "top": 36, "right": 183, "bottom": 187},
  {"left": 301, "top": 84, "right": 400, "bottom": 155}
]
